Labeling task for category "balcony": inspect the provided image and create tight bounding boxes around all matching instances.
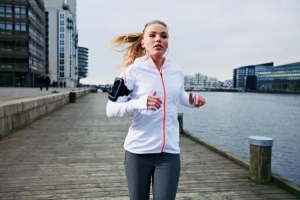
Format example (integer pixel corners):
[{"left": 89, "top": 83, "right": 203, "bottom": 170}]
[{"left": 67, "top": 22, "right": 73, "bottom": 29}]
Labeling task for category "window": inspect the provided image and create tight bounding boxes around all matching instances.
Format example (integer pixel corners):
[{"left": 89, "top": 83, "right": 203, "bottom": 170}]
[
  {"left": 15, "top": 23, "right": 21, "bottom": 31},
  {"left": 20, "top": 6, "right": 26, "bottom": 14},
  {"left": 60, "top": 65, "right": 64, "bottom": 70},
  {"left": 6, "top": 22, "right": 13, "bottom": 30},
  {"left": 60, "top": 20, "right": 64, "bottom": 25},
  {"left": 14, "top": 7, "right": 20, "bottom": 14},
  {"left": 0, "top": 21, "right": 5, "bottom": 30},
  {"left": 20, "top": 23, "right": 26, "bottom": 31},
  {"left": 60, "top": 40, "right": 64, "bottom": 45},
  {"left": 6, "top": 5, "right": 12, "bottom": 13},
  {"left": 60, "top": 59, "right": 64, "bottom": 64},
  {"left": 60, "top": 53, "right": 64, "bottom": 58},
  {"left": 0, "top": 5, "right": 4, "bottom": 13},
  {"left": 60, "top": 72, "right": 64, "bottom": 77},
  {"left": 60, "top": 33, "right": 64, "bottom": 38}
]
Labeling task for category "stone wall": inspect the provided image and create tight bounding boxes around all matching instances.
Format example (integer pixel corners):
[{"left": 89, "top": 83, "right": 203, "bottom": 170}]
[{"left": 0, "top": 89, "right": 90, "bottom": 138}]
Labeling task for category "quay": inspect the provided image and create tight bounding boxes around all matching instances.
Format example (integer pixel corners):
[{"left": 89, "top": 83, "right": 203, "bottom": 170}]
[
  {"left": 0, "top": 87, "right": 84, "bottom": 103},
  {"left": 0, "top": 92, "right": 299, "bottom": 199}
]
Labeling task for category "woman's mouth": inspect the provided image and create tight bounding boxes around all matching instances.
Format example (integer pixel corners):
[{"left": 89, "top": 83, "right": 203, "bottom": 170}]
[{"left": 154, "top": 44, "right": 163, "bottom": 49}]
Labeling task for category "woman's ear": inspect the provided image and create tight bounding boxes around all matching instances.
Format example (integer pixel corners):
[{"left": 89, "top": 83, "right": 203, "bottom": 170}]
[{"left": 141, "top": 41, "right": 144, "bottom": 48}]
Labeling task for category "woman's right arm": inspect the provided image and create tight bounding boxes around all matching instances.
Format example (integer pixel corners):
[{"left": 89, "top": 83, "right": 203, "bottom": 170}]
[
  {"left": 106, "top": 66, "right": 148, "bottom": 117},
  {"left": 106, "top": 95, "right": 148, "bottom": 117}
]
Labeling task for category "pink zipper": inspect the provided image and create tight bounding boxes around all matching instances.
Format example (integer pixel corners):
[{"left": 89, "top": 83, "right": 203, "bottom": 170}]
[{"left": 151, "top": 58, "right": 167, "bottom": 152}]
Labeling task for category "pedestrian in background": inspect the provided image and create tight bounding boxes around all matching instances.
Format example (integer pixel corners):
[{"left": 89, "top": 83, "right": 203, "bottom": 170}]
[
  {"left": 44, "top": 75, "right": 51, "bottom": 91},
  {"left": 60, "top": 82, "right": 63, "bottom": 88},
  {"left": 64, "top": 81, "right": 66, "bottom": 88},
  {"left": 38, "top": 74, "right": 44, "bottom": 91},
  {"left": 106, "top": 20, "right": 206, "bottom": 200}
]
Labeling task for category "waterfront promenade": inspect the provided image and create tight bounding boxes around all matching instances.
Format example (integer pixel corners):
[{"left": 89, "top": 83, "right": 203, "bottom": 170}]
[{"left": 0, "top": 93, "right": 298, "bottom": 199}]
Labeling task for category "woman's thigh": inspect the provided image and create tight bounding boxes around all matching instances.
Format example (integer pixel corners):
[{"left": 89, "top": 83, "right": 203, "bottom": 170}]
[
  {"left": 152, "top": 153, "right": 181, "bottom": 200},
  {"left": 124, "top": 151, "right": 154, "bottom": 200}
]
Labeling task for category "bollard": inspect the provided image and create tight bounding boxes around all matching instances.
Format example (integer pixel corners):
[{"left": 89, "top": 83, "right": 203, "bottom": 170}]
[
  {"left": 249, "top": 136, "right": 273, "bottom": 184},
  {"left": 69, "top": 91, "right": 76, "bottom": 103},
  {"left": 177, "top": 112, "right": 183, "bottom": 133}
]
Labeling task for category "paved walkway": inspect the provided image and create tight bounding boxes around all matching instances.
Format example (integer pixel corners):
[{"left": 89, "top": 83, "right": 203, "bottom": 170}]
[
  {"left": 0, "top": 87, "right": 87, "bottom": 103},
  {"left": 0, "top": 93, "right": 298, "bottom": 199}
]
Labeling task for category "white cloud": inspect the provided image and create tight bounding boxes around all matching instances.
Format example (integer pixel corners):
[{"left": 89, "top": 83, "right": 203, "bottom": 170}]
[{"left": 77, "top": 0, "right": 300, "bottom": 84}]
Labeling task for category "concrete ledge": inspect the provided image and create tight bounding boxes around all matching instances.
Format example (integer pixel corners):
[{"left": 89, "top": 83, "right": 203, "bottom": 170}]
[
  {"left": 0, "top": 89, "right": 91, "bottom": 138},
  {"left": 182, "top": 129, "right": 300, "bottom": 198}
]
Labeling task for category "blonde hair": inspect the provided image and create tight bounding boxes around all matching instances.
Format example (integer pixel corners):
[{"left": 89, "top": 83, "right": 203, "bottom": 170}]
[{"left": 106, "top": 20, "right": 168, "bottom": 67}]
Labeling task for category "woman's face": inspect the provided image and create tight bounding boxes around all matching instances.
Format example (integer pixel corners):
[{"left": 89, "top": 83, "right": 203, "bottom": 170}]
[{"left": 141, "top": 24, "right": 169, "bottom": 58}]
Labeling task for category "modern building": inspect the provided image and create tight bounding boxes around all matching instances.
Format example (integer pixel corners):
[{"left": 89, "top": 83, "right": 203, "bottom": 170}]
[
  {"left": 256, "top": 62, "right": 300, "bottom": 92},
  {"left": 77, "top": 46, "right": 88, "bottom": 84},
  {"left": 0, "top": 0, "right": 46, "bottom": 87},
  {"left": 233, "top": 61, "right": 300, "bottom": 92},
  {"left": 44, "top": 0, "right": 78, "bottom": 87},
  {"left": 233, "top": 63, "right": 273, "bottom": 90}
]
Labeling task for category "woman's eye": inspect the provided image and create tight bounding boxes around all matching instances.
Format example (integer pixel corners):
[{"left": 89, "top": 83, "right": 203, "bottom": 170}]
[
  {"left": 161, "top": 35, "right": 168, "bottom": 39},
  {"left": 149, "top": 34, "right": 155, "bottom": 38}
]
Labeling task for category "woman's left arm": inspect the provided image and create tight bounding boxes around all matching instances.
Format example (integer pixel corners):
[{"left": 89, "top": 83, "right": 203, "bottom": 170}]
[{"left": 178, "top": 73, "right": 206, "bottom": 108}]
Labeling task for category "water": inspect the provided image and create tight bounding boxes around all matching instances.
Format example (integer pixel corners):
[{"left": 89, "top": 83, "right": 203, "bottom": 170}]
[{"left": 178, "top": 92, "right": 300, "bottom": 186}]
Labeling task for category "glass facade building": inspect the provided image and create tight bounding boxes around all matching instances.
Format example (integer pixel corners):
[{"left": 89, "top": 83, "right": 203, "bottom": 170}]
[
  {"left": 233, "top": 62, "right": 300, "bottom": 92},
  {"left": 233, "top": 63, "right": 273, "bottom": 89},
  {"left": 77, "top": 46, "right": 88, "bottom": 83},
  {"left": 256, "top": 62, "right": 300, "bottom": 92},
  {"left": 0, "top": 0, "right": 46, "bottom": 87}
]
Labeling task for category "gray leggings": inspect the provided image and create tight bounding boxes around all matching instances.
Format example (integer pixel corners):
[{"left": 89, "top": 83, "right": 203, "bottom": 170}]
[{"left": 124, "top": 151, "right": 181, "bottom": 200}]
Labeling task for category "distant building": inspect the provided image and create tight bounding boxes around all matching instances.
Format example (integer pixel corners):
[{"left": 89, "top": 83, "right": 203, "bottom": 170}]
[
  {"left": 0, "top": 0, "right": 46, "bottom": 87},
  {"left": 233, "top": 61, "right": 300, "bottom": 92},
  {"left": 233, "top": 63, "right": 273, "bottom": 90},
  {"left": 224, "top": 79, "right": 233, "bottom": 88},
  {"left": 206, "top": 77, "right": 218, "bottom": 88},
  {"left": 256, "top": 62, "right": 300, "bottom": 92},
  {"left": 77, "top": 46, "right": 88, "bottom": 84},
  {"left": 184, "top": 73, "right": 219, "bottom": 90},
  {"left": 44, "top": 0, "right": 78, "bottom": 87}
]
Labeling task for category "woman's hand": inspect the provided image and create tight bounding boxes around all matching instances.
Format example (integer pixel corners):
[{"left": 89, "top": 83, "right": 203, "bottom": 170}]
[
  {"left": 147, "top": 91, "right": 162, "bottom": 110},
  {"left": 189, "top": 92, "right": 206, "bottom": 108}
]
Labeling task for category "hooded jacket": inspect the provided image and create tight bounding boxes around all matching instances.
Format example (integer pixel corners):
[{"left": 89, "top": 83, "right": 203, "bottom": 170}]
[{"left": 106, "top": 56, "right": 194, "bottom": 154}]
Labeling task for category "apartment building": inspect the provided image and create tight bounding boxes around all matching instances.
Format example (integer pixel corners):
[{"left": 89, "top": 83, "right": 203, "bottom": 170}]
[
  {"left": 77, "top": 46, "right": 88, "bottom": 83},
  {"left": 44, "top": 0, "right": 78, "bottom": 87},
  {"left": 0, "top": 0, "right": 46, "bottom": 87}
]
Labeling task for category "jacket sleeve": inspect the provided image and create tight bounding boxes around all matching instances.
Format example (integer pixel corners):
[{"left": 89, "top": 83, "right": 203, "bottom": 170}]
[
  {"left": 106, "top": 66, "right": 148, "bottom": 117},
  {"left": 179, "top": 71, "right": 195, "bottom": 108}
]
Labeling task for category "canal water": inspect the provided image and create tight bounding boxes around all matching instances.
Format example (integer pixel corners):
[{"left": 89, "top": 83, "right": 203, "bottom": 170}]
[{"left": 178, "top": 92, "right": 300, "bottom": 186}]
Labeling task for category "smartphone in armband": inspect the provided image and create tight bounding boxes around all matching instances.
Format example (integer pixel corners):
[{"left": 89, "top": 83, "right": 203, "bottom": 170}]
[{"left": 108, "top": 77, "right": 131, "bottom": 102}]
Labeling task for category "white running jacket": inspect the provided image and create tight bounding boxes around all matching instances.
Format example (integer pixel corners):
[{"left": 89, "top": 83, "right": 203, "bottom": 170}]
[{"left": 106, "top": 56, "right": 195, "bottom": 154}]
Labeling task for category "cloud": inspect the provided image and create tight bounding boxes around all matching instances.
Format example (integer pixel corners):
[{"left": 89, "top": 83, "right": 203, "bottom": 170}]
[{"left": 77, "top": 0, "right": 300, "bottom": 84}]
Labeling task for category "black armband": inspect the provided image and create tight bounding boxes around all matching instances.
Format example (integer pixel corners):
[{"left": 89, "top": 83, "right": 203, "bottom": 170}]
[{"left": 108, "top": 77, "right": 131, "bottom": 102}]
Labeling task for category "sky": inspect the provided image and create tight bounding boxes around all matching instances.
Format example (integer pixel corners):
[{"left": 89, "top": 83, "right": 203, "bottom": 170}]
[{"left": 76, "top": 0, "right": 300, "bottom": 85}]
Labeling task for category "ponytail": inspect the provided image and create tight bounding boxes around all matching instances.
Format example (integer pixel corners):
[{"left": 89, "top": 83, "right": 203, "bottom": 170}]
[
  {"left": 106, "top": 33, "right": 144, "bottom": 67},
  {"left": 106, "top": 20, "right": 168, "bottom": 68}
]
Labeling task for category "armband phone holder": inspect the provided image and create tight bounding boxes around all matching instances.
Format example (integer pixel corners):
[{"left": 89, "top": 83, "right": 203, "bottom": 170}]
[{"left": 108, "top": 77, "right": 131, "bottom": 102}]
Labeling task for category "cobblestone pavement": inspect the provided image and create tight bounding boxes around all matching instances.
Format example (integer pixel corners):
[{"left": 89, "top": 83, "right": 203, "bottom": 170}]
[{"left": 0, "top": 87, "right": 87, "bottom": 103}]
